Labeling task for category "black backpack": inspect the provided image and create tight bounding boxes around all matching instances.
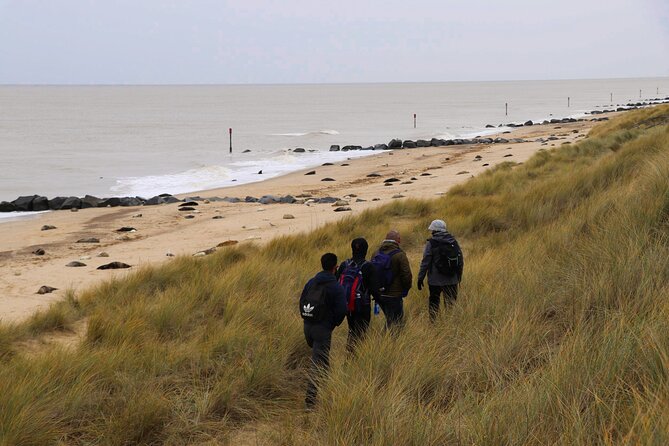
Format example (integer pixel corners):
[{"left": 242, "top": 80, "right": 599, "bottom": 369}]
[
  {"left": 430, "top": 239, "right": 462, "bottom": 275},
  {"left": 300, "top": 282, "right": 328, "bottom": 322}
]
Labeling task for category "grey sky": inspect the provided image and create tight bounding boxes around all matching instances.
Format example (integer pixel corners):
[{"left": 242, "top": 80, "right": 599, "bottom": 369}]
[{"left": 0, "top": 0, "right": 667, "bottom": 84}]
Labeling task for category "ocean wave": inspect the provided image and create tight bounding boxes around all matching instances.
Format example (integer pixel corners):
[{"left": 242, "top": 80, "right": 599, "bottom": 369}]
[
  {"left": 108, "top": 149, "right": 375, "bottom": 198},
  {"left": 271, "top": 129, "right": 340, "bottom": 137},
  {"left": 111, "top": 165, "right": 233, "bottom": 198},
  {"left": 0, "top": 210, "right": 50, "bottom": 223}
]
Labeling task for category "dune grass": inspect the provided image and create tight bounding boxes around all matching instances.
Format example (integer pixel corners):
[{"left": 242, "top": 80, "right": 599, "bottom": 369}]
[{"left": 1, "top": 105, "right": 669, "bottom": 444}]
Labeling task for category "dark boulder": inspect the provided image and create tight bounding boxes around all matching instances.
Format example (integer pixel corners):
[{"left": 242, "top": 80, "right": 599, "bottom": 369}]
[
  {"left": 317, "top": 197, "right": 339, "bottom": 204},
  {"left": 416, "top": 140, "right": 431, "bottom": 147},
  {"left": 430, "top": 138, "right": 445, "bottom": 147},
  {"left": 99, "top": 197, "right": 122, "bottom": 207},
  {"left": 97, "top": 261, "right": 132, "bottom": 270},
  {"left": 81, "top": 195, "right": 101, "bottom": 208},
  {"left": 0, "top": 201, "right": 17, "bottom": 212},
  {"left": 280, "top": 195, "right": 296, "bottom": 204},
  {"left": 342, "top": 145, "right": 362, "bottom": 151},
  {"left": 179, "top": 201, "right": 199, "bottom": 207},
  {"left": 163, "top": 195, "right": 180, "bottom": 204},
  {"left": 361, "top": 146, "right": 374, "bottom": 151},
  {"left": 32, "top": 196, "right": 49, "bottom": 211},
  {"left": 77, "top": 237, "right": 100, "bottom": 243},
  {"left": 245, "top": 196, "right": 259, "bottom": 203},
  {"left": 259, "top": 195, "right": 280, "bottom": 204},
  {"left": 144, "top": 195, "right": 163, "bottom": 206},
  {"left": 222, "top": 197, "right": 241, "bottom": 203},
  {"left": 120, "top": 197, "right": 144, "bottom": 207},
  {"left": 402, "top": 140, "right": 417, "bottom": 149},
  {"left": 524, "top": 120, "right": 534, "bottom": 126},
  {"left": 60, "top": 196, "right": 82, "bottom": 210},
  {"left": 388, "top": 139, "right": 403, "bottom": 149},
  {"left": 329, "top": 145, "right": 340, "bottom": 152},
  {"left": 12, "top": 195, "right": 39, "bottom": 212},
  {"left": 293, "top": 148, "right": 306, "bottom": 153},
  {"left": 373, "top": 144, "right": 389, "bottom": 150}
]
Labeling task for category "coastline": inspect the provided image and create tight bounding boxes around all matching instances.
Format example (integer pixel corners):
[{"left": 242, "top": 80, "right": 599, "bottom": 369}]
[{"left": 0, "top": 114, "right": 617, "bottom": 323}]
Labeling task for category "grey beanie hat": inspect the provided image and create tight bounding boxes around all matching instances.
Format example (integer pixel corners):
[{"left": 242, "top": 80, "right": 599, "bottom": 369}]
[{"left": 428, "top": 219, "right": 447, "bottom": 231}]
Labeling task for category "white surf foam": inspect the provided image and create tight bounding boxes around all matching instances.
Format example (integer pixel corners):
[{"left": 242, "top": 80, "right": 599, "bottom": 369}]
[
  {"left": 109, "top": 149, "right": 374, "bottom": 198},
  {"left": 0, "top": 210, "right": 50, "bottom": 224},
  {"left": 111, "top": 165, "right": 234, "bottom": 198},
  {"left": 271, "top": 129, "right": 340, "bottom": 137}
]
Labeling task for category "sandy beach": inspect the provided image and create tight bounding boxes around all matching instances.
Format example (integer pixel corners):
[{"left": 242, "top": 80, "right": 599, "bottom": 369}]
[{"left": 0, "top": 117, "right": 605, "bottom": 323}]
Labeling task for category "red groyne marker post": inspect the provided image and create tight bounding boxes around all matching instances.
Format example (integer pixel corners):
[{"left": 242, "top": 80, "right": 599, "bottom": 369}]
[
  {"left": 229, "top": 128, "right": 233, "bottom": 154},
  {"left": 413, "top": 113, "right": 416, "bottom": 129}
]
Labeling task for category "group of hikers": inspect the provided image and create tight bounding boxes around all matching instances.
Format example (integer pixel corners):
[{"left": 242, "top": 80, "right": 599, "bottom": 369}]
[{"left": 299, "top": 219, "right": 464, "bottom": 408}]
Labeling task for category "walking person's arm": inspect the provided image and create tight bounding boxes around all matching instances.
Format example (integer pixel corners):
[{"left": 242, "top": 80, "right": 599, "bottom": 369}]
[
  {"left": 398, "top": 252, "right": 413, "bottom": 295},
  {"left": 455, "top": 240, "right": 464, "bottom": 283},
  {"left": 417, "top": 242, "right": 432, "bottom": 290},
  {"left": 329, "top": 284, "right": 347, "bottom": 327},
  {"left": 362, "top": 262, "right": 381, "bottom": 301}
]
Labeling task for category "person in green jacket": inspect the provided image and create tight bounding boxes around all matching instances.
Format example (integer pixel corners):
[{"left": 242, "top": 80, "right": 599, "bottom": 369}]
[{"left": 371, "top": 230, "right": 413, "bottom": 330}]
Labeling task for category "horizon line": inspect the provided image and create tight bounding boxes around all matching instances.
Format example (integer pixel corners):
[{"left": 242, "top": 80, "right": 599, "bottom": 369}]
[{"left": 2, "top": 75, "right": 669, "bottom": 88}]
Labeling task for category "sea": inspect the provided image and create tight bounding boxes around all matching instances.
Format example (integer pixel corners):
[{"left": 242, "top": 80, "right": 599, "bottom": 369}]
[{"left": 1, "top": 78, "right": 668, "bottom": 212}]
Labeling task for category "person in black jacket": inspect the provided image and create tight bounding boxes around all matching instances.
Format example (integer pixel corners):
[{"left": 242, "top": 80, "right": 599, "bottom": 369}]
[
  {"left": 300, "top": 252, "right": 347, "bottom": 408},
  {"left": 336, "top": 238, "right": 381, "bottom": 352},
  {"left": 417, "top": 219, "right": 464, "bottom": 321}
]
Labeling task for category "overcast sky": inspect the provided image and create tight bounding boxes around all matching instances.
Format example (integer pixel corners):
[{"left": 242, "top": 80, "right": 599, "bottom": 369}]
[{"left": 0, "top": 0, "right": 667, "bottom": 84}]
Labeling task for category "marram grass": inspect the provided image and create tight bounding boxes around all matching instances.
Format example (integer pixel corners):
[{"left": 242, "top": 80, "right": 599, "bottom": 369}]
[{"left": 1, "top": 105, "right": 669, "bottom": 445}]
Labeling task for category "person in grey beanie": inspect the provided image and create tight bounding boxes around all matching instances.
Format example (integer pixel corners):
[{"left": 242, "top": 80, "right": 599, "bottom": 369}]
[{"left": 416, "top": 219, "right": 464, "bottom": 321}]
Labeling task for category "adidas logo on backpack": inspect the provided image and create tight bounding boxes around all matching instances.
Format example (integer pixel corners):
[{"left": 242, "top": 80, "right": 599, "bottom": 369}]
[{"left": 302, "top": 303, "right": 315, "bottom": 315}]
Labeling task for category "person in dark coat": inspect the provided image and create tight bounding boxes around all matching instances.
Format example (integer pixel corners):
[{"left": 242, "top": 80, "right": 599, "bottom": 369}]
[
  {"left": 300, "top": 252, "right": 347, "bottom": 408},
  {"left": 336, "top": 237, "right": 381, "bottom": 352},
  {"left": 372, "top": 230, "right": 412, "bottom": 330},
  {"left": 417, "top": 219, "right": 464, "bottom": 321}
]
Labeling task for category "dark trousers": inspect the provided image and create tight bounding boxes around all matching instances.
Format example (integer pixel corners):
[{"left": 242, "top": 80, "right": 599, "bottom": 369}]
[
  {"left": 378, "top": 296, "right": 404, "bottom": 331},
  {"left": 346, "top": 307, "right": 371, "bottom": 352},
  {"left": 304, "top": 323, "right": 332, "bottom": 407},
  {"left": 429, "top": 284, "right": 458, "bottom": 321}
]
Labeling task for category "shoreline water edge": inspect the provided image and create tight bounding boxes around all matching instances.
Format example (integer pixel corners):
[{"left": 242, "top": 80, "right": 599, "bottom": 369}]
[{"left": 2, "top": 99, "right": 668, "bottom": 220}]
